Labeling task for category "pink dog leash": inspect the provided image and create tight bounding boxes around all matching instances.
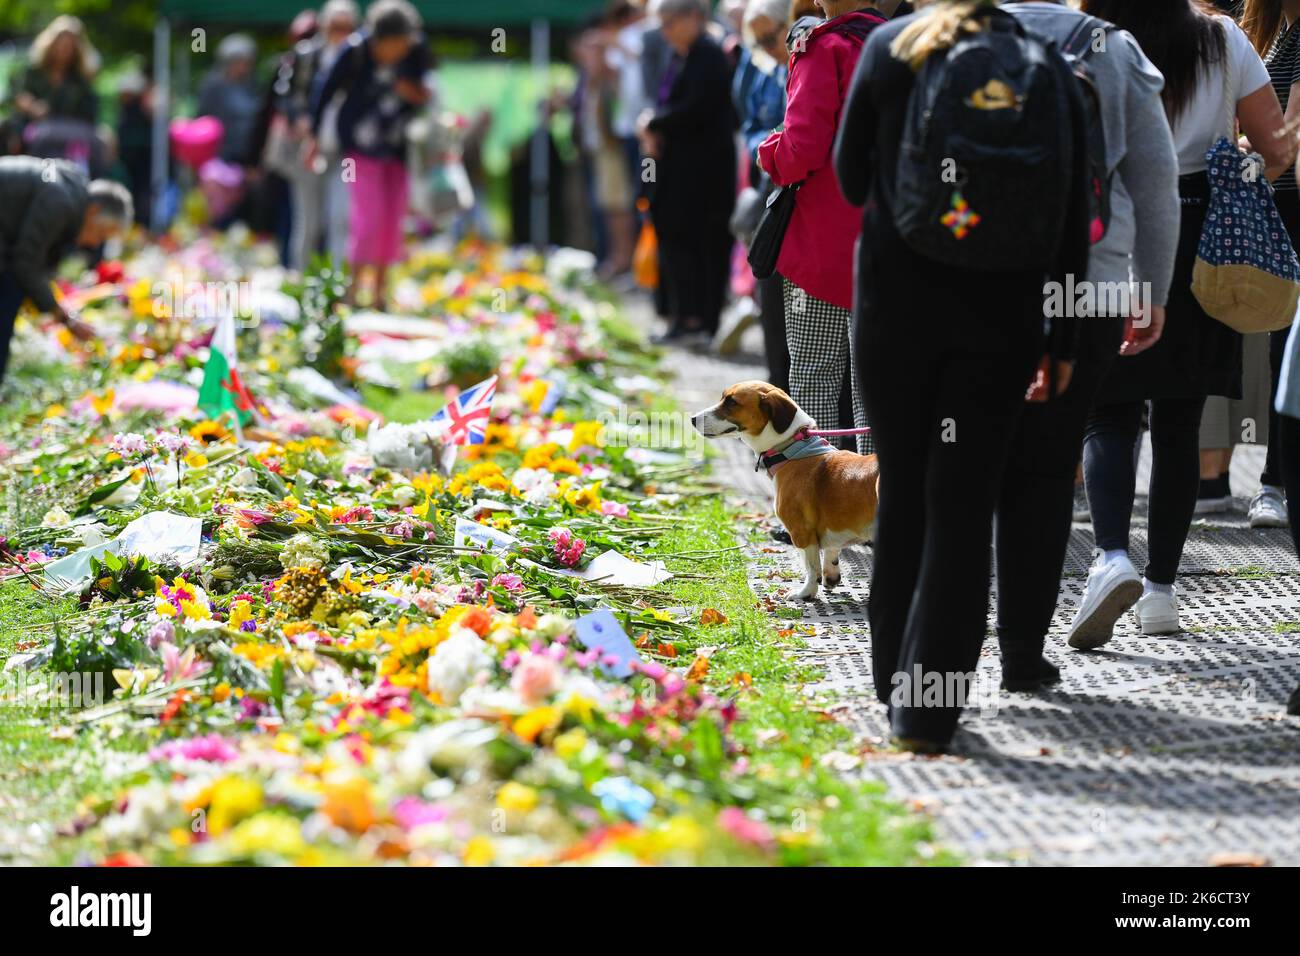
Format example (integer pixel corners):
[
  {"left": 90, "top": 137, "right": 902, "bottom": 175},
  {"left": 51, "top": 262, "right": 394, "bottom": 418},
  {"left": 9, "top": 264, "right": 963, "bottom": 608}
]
[{"left": 805, "top": 426, "right": 872, "bottom": 438}]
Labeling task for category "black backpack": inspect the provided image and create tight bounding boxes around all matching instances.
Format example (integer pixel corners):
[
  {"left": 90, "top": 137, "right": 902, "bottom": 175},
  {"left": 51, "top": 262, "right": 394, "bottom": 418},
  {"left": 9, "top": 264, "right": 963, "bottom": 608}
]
[
  {"left": 893, "top": 9, "right": 1080, "bottom": 271},
  {"left": 1008, "top": 8, "right": 1114, "bottom": 245}
]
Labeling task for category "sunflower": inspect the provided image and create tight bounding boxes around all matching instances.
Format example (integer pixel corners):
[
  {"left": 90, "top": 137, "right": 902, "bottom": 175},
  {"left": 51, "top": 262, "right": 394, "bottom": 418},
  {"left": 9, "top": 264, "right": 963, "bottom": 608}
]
[{"left": 189, "top": 420, "right": 230, "bottom": 445}]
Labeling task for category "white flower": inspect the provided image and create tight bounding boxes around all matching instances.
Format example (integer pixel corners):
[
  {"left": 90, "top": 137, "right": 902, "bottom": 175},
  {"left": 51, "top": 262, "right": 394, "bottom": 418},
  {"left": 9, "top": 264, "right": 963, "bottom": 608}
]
[
  {"left": 426, "top": 627, "right": 493, "bottom": 705},
  {"left": 367, "top": 421, "right": 455, "bottom": 475},
  {"left": 279, "top": 533, "right": 331, "bottom": 570},
  {"left": 229, "top": 467, "right": 259, "bottom": 488},
  {"left": 41, "top": 506, "right": 72, "bottom": 528},
  {"left": 392, "top": 485, "right": 419, "bottom": 507}
]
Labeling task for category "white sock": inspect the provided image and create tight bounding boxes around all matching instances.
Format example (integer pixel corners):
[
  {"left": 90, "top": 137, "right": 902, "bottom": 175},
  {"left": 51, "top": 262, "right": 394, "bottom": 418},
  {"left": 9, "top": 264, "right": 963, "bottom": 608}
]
[
  {"left": 1143, "top": 578, "right": 1174, "bottom": 596},
  {"left": 1102, "top": 549, "right": 1128, "bottom": 566}
]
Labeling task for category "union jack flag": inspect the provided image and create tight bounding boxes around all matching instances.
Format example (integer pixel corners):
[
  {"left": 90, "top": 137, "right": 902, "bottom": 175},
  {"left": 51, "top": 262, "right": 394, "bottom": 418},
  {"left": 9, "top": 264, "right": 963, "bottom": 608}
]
[{"left": 432, "top": 375, "right": 497, "bottom": 445}]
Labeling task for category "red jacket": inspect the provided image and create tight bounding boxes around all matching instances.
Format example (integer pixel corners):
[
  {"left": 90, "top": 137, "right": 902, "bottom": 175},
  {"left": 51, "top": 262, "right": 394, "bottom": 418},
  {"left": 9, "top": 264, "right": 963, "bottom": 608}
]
[{"left": 758, "top": 12, "right": 883, "bottom": 310}]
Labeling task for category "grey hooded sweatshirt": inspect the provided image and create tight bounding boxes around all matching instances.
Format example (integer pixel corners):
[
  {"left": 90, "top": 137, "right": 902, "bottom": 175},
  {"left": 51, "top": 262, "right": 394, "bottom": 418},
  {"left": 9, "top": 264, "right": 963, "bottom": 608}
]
[{"left": 1008, "top": 0, "right": 1181, "bottom": 308}]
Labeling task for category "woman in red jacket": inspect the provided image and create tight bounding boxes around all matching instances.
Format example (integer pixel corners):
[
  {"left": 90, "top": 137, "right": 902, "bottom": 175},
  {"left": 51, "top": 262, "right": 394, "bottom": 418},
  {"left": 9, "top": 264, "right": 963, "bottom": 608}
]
[{"left": 757, "top": 2, "right": 887, "bottom": 455}]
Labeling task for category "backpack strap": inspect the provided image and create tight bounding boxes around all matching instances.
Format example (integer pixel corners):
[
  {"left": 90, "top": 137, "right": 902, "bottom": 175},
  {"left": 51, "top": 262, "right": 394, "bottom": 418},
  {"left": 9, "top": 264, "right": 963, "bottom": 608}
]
[{"left": 1061, "top": 15, "right": 1107, "bottom": 61}]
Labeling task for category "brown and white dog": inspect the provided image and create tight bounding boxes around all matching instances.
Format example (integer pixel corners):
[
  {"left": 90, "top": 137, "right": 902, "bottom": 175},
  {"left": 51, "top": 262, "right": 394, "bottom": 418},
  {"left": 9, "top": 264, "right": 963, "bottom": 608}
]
[{"left": 692, "top": 381, "right": 879, "bottom": 601}]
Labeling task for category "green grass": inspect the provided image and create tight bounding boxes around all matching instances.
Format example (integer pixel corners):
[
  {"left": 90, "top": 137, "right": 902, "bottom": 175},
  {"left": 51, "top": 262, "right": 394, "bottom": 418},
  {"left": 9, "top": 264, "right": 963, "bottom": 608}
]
[
  {"left": 359, "top": 384, "right": 447, "bottom": 423},
  {"left": 646, "top": 495, "right": 951, "bottom": 866},
  {"left": 0, "top": 583, "right": 121, "bottom": 865}
]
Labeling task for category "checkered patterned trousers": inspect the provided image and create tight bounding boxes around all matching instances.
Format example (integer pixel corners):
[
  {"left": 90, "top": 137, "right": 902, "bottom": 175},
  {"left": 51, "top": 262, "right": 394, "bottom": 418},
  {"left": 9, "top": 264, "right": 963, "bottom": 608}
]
[{"left": 782, "top": 278, "right": 873, "bottom": 456}]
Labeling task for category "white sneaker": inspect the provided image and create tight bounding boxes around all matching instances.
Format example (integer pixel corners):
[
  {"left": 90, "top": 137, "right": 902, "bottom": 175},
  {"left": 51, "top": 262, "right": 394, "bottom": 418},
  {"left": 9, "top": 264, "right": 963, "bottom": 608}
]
[
  {"left": 1133, "top": 589, "right": 1180, "bottom": 635},
  {"left": 1068, "top": 553, "right": 1143, "bottom": 650},
  {"left": 1248, "top": 486, "right": 1289, "bottom": 529}
]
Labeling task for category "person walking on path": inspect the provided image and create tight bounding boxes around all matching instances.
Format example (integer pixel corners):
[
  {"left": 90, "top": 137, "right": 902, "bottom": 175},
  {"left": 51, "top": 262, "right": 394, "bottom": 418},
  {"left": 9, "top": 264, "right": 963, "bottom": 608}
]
[
  {"left": 757, "top": 1, "right": 885, "bottom": 456},
  {"left": 992, "top": 0, "right": 1181, "bottom": 689},
  {"left": 0, "top": 157, "right": 131, "bottom": 383},
  {"left": 834, "top": 0, "right": 1092, "bottom": 750},
  {"left": 1071, "top": 0, "right": 1294, "bottom": 643}
]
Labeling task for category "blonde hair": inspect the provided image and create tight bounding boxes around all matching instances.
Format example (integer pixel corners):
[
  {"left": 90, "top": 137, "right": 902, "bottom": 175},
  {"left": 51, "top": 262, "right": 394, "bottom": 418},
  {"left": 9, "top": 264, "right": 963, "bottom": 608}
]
[
  {"left": 890, "top": 0, "right": 999, "bottom": 71},
  {"left": 29, "top": 15, "right": 98, "bottom": 79}
]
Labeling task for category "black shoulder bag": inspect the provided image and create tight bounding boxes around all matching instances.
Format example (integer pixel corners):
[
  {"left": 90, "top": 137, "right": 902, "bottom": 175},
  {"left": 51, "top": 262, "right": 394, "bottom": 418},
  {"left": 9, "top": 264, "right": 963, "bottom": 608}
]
[{"left": 747, "top": 180, "right": 802, "bottom": 280}]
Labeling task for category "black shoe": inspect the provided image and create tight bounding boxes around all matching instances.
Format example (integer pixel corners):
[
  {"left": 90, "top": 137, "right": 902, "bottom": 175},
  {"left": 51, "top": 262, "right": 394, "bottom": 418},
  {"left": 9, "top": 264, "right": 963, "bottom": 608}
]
[
  {"left": 1288, "top": 684, "right": 1300, "bottom": 717},
  {"left": 1001, "top": 654, "right": 1061, "bottom": 692},
  {"left": 770, "top": 526, "right": 792, "bottom": 544},
  {"left": 891, "top": 735, "right": 948, "bottom": 755}
]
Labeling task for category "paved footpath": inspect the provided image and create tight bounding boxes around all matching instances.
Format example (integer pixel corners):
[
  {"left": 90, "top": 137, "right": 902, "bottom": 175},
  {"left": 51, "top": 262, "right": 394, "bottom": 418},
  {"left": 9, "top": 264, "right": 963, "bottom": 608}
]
[{"left": 658, "top": 319, "right": 1300, "bottom": 866}]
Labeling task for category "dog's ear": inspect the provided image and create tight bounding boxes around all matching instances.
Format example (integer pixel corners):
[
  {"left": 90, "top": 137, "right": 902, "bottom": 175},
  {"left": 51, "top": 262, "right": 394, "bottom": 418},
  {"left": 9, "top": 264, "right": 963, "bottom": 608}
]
[{"left": 761, "top": 390, "right": 798, "bottom": 434}]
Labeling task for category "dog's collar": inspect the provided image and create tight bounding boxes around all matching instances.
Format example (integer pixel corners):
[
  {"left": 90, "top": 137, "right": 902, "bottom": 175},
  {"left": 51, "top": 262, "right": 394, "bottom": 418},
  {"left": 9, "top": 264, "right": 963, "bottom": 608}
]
[{"left": 756, "top": 428, "right": 836, "bottom": 474}]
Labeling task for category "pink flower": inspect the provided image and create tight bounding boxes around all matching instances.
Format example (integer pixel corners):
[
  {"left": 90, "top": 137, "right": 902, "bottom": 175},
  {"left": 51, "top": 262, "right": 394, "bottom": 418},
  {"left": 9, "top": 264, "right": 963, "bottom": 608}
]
[
  {"left": 547, "top": 527, "right": 585, "bottom": 568},
  {"left": 718, "top": 807, "right": 775, "bottom": 852},
  {"left": 147, "top": 618, "right": 174, "bottom": 649},
  {"left": 391, "top": 797, "right": 449, "bottom": 831},
  {"left": 511, "top": 653, "right": 562, "bottom": 705},
  {"left": 159, "top": 642, "right": 210, "bottom": 683},
  {"left": 491, "top": 573, "right": 524, "bottom": 593},
  {"left": 148, "top": 733, "right": 238, "bottom": 764},
  {"left": 600, "top": 501, "right": 629, "bottom": 518},
  {"left": 109, "top": 432, "right": 150, "bottom": 456}
]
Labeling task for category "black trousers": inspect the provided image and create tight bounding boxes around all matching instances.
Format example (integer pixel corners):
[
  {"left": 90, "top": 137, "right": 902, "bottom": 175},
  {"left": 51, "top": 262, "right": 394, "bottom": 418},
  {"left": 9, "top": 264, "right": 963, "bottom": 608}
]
[
  {"left": 756, "top": 273, "right": 789, "bottom": 393},
  {"left": 1281, "top": 413, "right": 1300, "bottom": 550},
  {"left": 858, "top": 306, "right": 1040, "bottom": 743},
  {"left": 0, "top": 271, "right": 25, "bottom": 386},
  {"left": 657, "top": 217, "right": 733, "bottom": 333},
  {"left": 996, "top": 318, "right": 1123, "bottom": 659},
  {"left": 1084, "top": 395, "right": 1208, "bottom": 585},
  {"left": 1262, "top": 324, "right": 1288, "bottom": 487}
]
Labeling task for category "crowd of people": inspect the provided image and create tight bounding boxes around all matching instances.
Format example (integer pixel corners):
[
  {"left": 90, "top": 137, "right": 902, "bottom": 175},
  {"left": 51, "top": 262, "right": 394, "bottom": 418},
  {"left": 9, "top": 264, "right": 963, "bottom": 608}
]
[{"left": 608, "top": 0, "right": 1300, "bottom": 749}]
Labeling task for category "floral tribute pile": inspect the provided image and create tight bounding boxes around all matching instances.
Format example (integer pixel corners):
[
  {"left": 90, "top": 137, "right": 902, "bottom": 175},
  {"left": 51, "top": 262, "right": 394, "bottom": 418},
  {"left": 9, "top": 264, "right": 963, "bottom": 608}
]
[{"left": 0, "top": 233, "right": 891, "bottom": 866}]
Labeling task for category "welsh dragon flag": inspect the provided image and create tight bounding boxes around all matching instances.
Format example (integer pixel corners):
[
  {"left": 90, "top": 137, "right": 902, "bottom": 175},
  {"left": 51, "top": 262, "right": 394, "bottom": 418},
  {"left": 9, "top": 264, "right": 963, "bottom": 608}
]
[{"left": 197, "top": 313, "right": 258, "bottom": 425}]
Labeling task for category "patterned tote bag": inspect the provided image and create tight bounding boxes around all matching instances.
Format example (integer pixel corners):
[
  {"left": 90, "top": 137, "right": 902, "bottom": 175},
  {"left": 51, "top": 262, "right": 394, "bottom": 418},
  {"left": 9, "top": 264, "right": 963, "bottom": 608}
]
[{"left": 1191, "top": 43, "right": 1300, "bottom": 334}]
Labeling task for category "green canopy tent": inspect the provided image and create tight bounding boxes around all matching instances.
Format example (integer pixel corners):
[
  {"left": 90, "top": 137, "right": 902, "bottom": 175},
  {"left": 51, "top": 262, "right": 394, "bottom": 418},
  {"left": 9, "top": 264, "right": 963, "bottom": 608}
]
[
  {"left": 158, "top": 1, "right": 608, "bottom": 27},
  {"left": 151, "top": 1, "right": 608, "bottom": 241}
]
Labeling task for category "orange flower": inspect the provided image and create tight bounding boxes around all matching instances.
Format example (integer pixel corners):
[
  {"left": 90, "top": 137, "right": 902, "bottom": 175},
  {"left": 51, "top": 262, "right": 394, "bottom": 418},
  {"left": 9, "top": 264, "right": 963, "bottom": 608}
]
[{"left": 460, "top": 606, "right": 492, "bottom": 637}]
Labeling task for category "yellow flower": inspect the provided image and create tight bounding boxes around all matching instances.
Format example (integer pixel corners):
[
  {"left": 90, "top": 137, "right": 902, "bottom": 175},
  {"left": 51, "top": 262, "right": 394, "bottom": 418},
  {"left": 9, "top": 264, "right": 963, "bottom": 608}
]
[
  {"left": 233, "top": 642, "right": 284, "bottom": 668},
  {"left": 90, "top": 389, "right": 115, "bottom": 417},
  {"left": 463, "top": 836, "right": 495, "bottom": 867},
  {"left": 226, "top": 813, "right": 305, "bottom": 857},
  {"left": 189, "top": 420, "right": 229, "bottom": 444},
  {"left": 496, "top": 782, "right": 539, "bottom": 812},
  {"left": 564, "top": 481, "right": 603, "bottom": 512},
  {"left": 207, "top": 776, "right": 264, "bottom": 836},
  {"left": 569, "top": 420, "right": 605, "bottom": 452},
  {"left": 522, "top": 444, "right": 559, "bottom": 470},
  {"left": 513, "top": 706, "right": 561, "bottom": 743},
  {"left": 521, "top": 379, "right": 550, "bottom": 412},
  {"left": 180, "top": 599, "right": 211, "bottom": 621},
  {"left": 44, "top": 403, "right": 67, "bottom": 419},
  {"left": 547, "top": 457, "right": 582, "bottom": 477},
  {"left": 184, "top": 450, "right": 209, "bottom": 468},
  {"left": 228, "top": 600, "right": 253, "bottom": 630},
  {"left": 553, "top": 727, "right": 588, "bottom": 760}
]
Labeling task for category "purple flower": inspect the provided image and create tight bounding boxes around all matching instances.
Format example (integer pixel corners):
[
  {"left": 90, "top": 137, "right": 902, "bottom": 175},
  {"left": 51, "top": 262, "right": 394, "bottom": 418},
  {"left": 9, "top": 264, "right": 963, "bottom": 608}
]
[{"left": 147, "top": 618, "right": 175, "bottom": 649}]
